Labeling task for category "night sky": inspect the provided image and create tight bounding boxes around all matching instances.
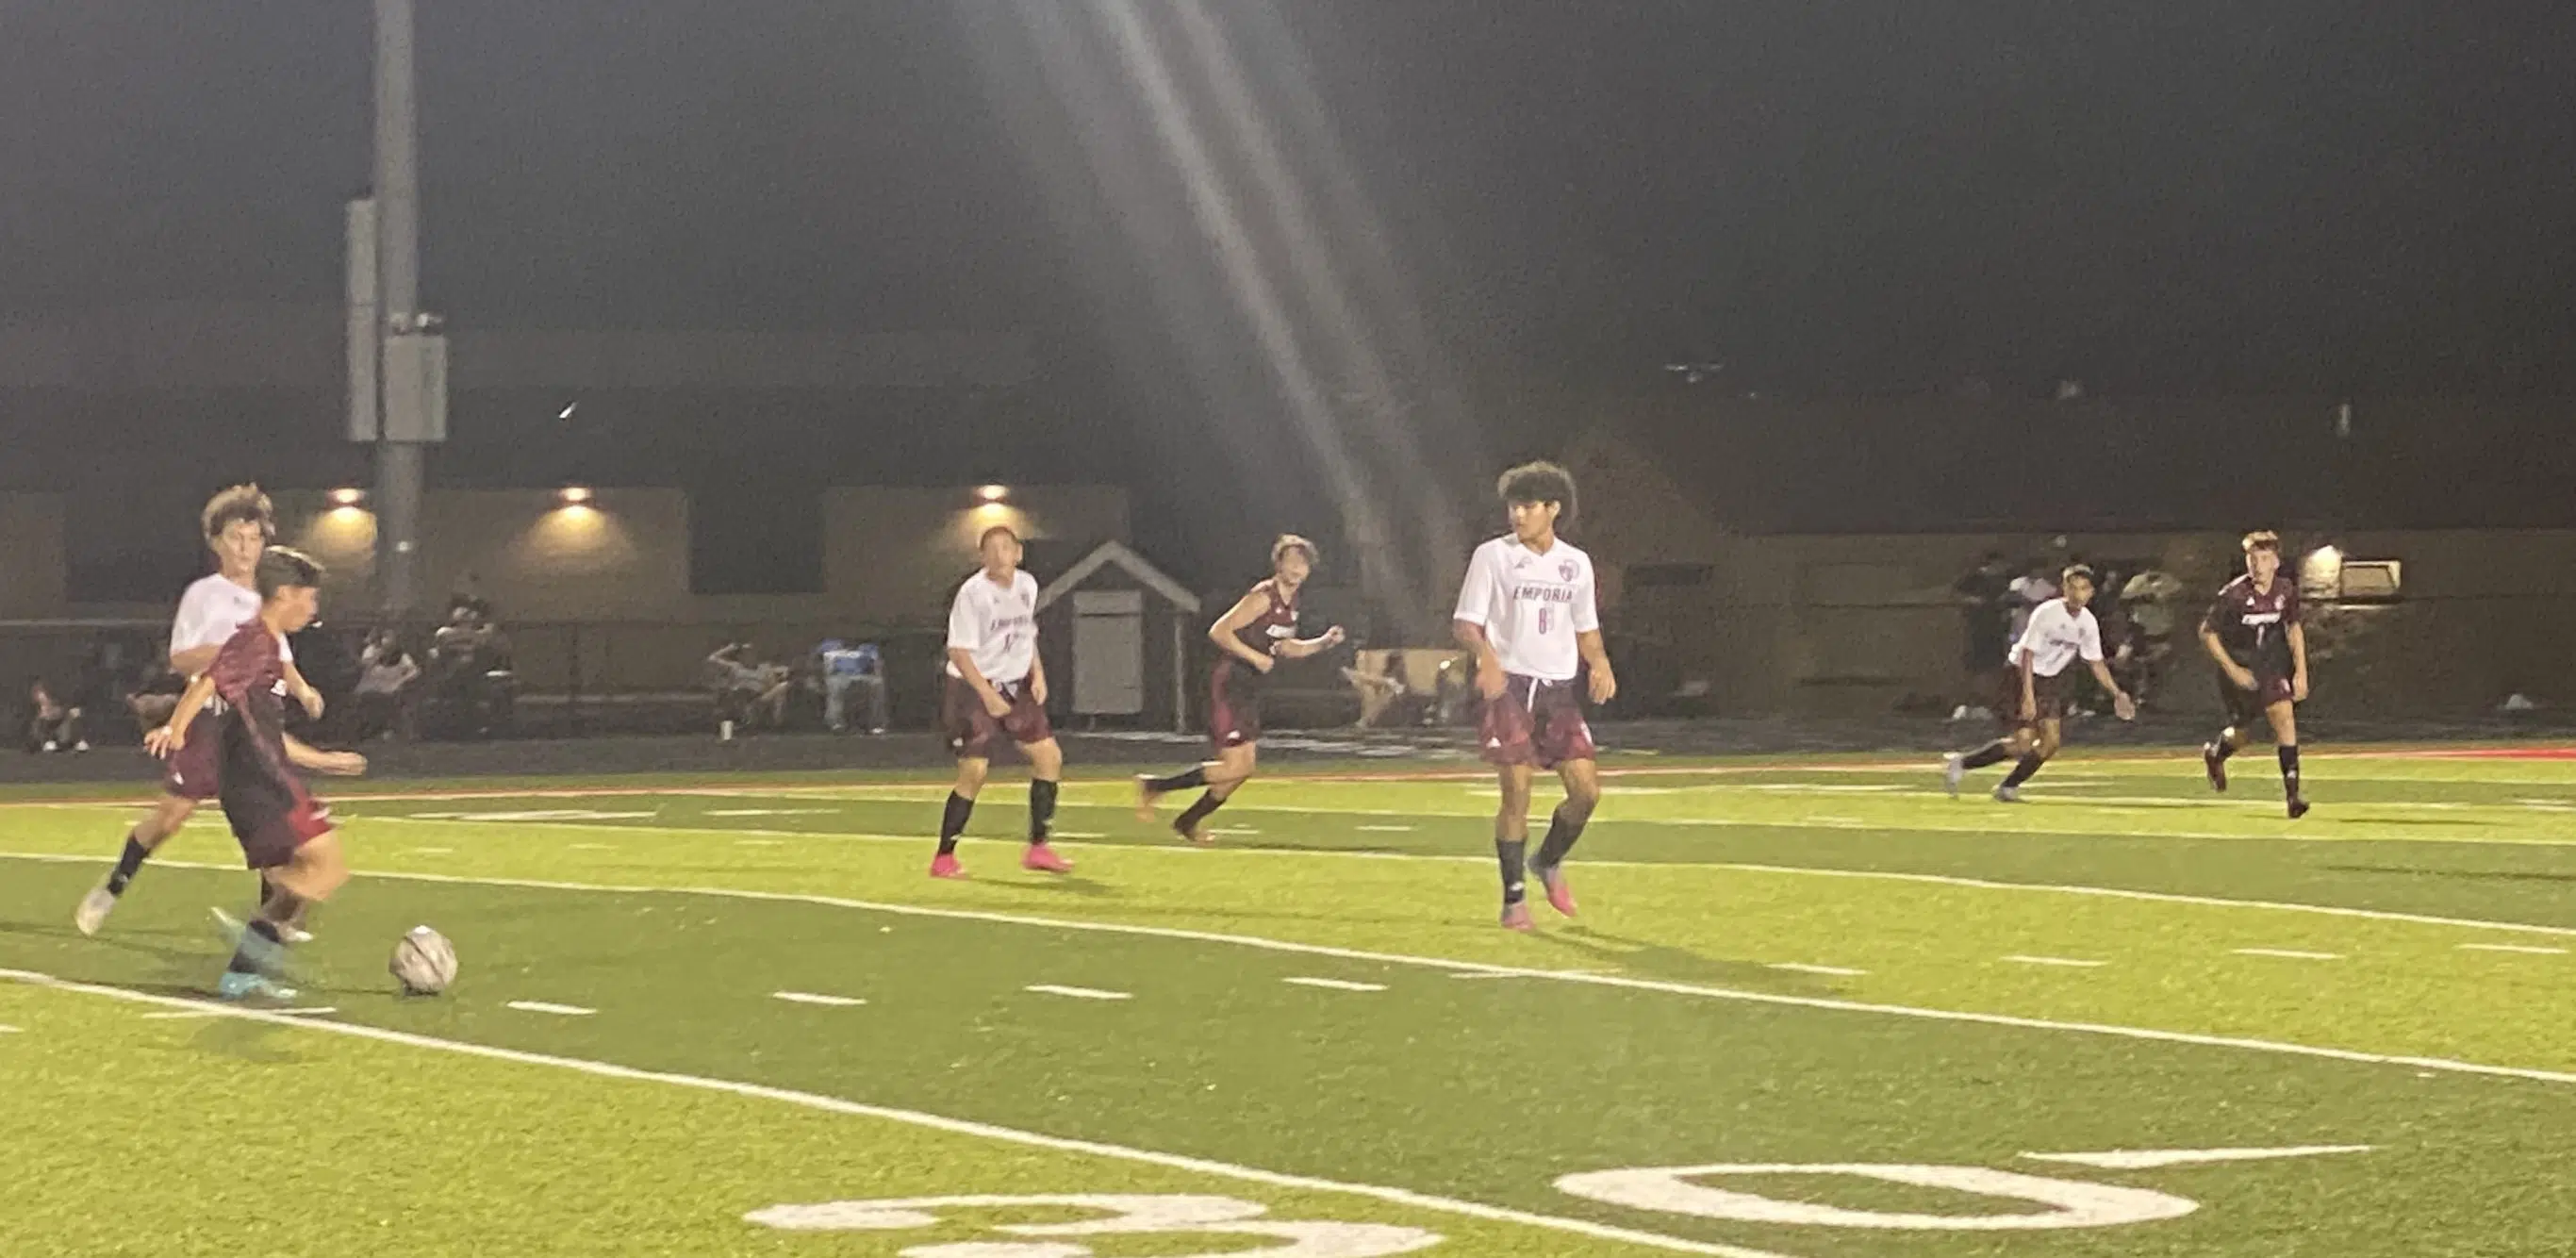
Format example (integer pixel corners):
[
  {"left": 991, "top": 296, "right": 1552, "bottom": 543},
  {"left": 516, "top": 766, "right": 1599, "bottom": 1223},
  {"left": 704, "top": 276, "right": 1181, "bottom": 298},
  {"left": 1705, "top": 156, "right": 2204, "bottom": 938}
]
[{"left": 4, "top": 1, "right": 2573, "bottom": 582}]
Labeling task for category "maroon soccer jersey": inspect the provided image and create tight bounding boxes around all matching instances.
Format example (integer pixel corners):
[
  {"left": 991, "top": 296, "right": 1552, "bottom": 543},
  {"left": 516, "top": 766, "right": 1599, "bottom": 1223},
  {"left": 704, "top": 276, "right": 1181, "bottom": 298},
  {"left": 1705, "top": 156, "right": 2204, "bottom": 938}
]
[
  {"left": 207, "top": 622, "right": 298, "bottom": 799},
  {"left": 2201, "top": 574, "right": 2302, "bottom": 676},
  {"left": 1229, "top": 579, "right": 1300, "bottom": 660}
]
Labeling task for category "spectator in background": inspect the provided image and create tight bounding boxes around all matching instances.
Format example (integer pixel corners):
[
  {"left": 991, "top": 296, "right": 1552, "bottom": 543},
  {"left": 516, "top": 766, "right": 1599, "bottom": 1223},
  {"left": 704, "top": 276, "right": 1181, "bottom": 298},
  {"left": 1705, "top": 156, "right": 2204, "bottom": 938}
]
[
  {"left": 706, "top": 641, "right": 792, "bottom": 734},
  {"left": 2007, "top": 560, "right": 2060, "bottom": 644},
  {"left": 354, "top": 630, "right": 422, "bottom": 741},
  {"left": 1342, "top": 649, "right": 1408, "bottom": 729},
  {"left": 817, "top": 639, "right": 889, "bottom": 734},
  {"left": 26, "top": 679, "right": 87, "bottom": 753}
]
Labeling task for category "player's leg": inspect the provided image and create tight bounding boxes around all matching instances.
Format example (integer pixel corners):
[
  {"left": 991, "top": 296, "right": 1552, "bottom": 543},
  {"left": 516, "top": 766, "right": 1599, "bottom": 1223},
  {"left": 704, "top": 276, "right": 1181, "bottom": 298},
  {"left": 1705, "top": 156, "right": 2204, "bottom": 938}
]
[
  {"left": 1946, "top": 670, "right": 2026, "bottom": 795},
  {"left": 1494, "top": 761, "right": 1538, "bottom": 929},
  {"left": 2264, "top": 698, "right": 2307, "bottom": 818},
  {"left": 2204, "top": 676, "right": 2265, "bottom": 792},
  {"left": 1020, "top": 736, "right": 1074, "bottom": 872},
  {"left": 933, "top": 755, "right": 988, "bottom": 877},
  {"left": 220, "top": 819, "right": 345, "bottom": 1001},
  {"left": 1995, "top": 719, "right": 2059, "bottom": 802},
  {"left": 1165, "top": 743, "right": 1258, "bottom": 845},
  {"left": 1529, "top": 757, "right": 1601, "bottom": 918},
  {"left": 75, "top": 792, "right": 201, "bottom": 935}
]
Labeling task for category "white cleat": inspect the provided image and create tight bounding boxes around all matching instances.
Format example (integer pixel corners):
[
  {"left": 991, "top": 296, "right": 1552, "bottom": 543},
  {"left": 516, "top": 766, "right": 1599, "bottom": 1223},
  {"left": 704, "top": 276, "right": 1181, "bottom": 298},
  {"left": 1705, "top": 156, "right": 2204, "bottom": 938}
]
[
  {"left": 1992, "top": 784, "right": 2023, "bottom": 803},
  {"left": 1942, "top": 753, "right": 1966, "bottom": 799},
  {"left": 281, "top": 925, "right": 315, "bottom": 945},
  {"left": 74, "top": 886, "right": 116, "bottom": 936}
]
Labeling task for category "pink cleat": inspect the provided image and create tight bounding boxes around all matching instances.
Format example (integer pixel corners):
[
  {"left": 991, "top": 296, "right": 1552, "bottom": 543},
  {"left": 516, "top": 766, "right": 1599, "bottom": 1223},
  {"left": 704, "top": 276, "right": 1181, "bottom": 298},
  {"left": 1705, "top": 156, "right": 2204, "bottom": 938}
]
[
  {"left": 1531, "top": 863, "right": 1578, "bottom": 919},
  {"left": 1022, "top": 843, "right": 1074, "bottom": 874},
  {"left": 929, "top": 852, "right": 966, "bottom": 879},
  {"left": 1500, "top": 902, "right": 1535, "bottom": 932}
]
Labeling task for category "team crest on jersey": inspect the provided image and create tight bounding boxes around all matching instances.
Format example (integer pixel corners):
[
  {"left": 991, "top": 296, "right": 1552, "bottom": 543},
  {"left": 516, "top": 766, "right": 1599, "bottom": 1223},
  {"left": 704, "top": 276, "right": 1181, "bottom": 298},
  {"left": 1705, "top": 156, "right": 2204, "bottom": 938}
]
[{"left": 1559, "top": 559, "right": 1577, "bottom": 582}]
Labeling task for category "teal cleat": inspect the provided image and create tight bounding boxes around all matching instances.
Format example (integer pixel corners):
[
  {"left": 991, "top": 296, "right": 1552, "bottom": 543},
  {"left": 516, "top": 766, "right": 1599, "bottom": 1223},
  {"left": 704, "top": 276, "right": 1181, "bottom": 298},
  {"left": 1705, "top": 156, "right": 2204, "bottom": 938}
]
[{"left": 215, "top": 970, "right": 301, "bottom": 1003}]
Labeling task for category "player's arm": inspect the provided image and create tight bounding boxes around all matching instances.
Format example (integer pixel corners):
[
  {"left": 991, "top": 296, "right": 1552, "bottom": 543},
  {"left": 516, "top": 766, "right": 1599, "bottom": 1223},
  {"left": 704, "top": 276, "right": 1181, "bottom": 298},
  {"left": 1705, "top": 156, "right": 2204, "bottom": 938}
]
[
  {"left": 145, "top": 672, "right": 220, "bottom": 757},
  {"left": 1209, "top": 589, "right": 1280, "bottom": 671},
  {"left": 1451, "top": 547, "right": 1510, "bottom": 699},
  {"left": 2197, "top": 607, "right": 2257, "bottom": 689},
  {"left": 169, "top": 644, "right": 221, "bottom": 677},
  {"left": 1274, "top": 626, "right": 1346, "bottom": 660},
  {"left": 947, "top": 647, "right": 1012, "bottom": 718},
  {"left": 1024, "top": 629, "right": 1049, "bottom": 705},
  {"left": 1578, "top": 628, "right": 1617, "bottom": 704},
  {"left": 284, "top": 659, "right": 324, "bottom": 720},
  {"left": 283, "top": 732, "right": 367, "bottom": 776},
  {"left": 2084, "top": 657, "right": 2136, "bottom": 720},
  {"left": 2287, "top": 621, "right": 2311, "bottom": 702}
]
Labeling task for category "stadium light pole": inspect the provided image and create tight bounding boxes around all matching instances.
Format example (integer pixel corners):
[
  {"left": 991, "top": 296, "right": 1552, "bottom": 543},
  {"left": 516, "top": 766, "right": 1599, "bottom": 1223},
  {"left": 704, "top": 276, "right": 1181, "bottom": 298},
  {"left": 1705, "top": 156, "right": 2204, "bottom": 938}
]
[{"left": 352, "top": 0, "right": 442, "bottom": 619}]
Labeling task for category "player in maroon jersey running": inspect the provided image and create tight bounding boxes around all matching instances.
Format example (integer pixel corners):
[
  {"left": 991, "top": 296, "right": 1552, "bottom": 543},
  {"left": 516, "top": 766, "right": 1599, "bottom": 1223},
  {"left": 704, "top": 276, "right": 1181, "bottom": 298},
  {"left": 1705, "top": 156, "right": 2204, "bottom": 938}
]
[
  {"left": 1137, "top": 535, "right": 1346, "bottom": 844},
  {"left": 2199, "top": 531, "right": 2313, "bottom": 819},
  {"left": 145, "top": 548, "right": 366, "bottom": 1001}
]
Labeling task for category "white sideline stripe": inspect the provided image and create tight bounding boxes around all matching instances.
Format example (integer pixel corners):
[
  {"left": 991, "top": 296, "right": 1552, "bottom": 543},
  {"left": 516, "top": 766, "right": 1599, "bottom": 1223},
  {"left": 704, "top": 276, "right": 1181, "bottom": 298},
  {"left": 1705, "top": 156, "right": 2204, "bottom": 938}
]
[
  {"left": 2002, "top": 955, "right": 2107, "bottom": 968},
  {"left": 2023, "top": 1144, "right": 2373, "bottom": 1170},
  {"left": 0, "top": 968, "right": 1784, "bottom": 1258},
  {"left": 1282, "top": 977, "right": 1388, "bottom": 993},
  {"left": 1026, "top": 985, "right": 1131, "bottom": 1001},
  {"left": 1357, "top": 825, "right": 1417, "bottom": 833},
  {"left": 140, "top": 1011, "right": 223, "bottom": 1020},
  {"left": 569, "top": 843, "right": 616, "bottom": 851},
  {"left": 507, "top": 1001, "right": 596, "bottom": 1017},
  {"left": 4, "top": 852, "right": 2574, "bottom": 1087},
  {"left": 772, "top": 991, "right": 867, "bottom": 1008},
  {"left": 2234, "top": 949, "right": 2343, "bottom": 961},
  {"left": 344, "top": 815, "right": 2576, "bottom": 940},
  {"left": 1768, "top": 963, "right": 1868, "bottom": 978},
  {"left": 708, "top": 809, "right": 842, "bottom": 818},
  {"left": 2459, "top": 943, "right": 2568, "bottom": 955},
  {"left": 273, "top": 1006, "right": 340, "bottom": 1017},
  {"left": 735, "top": 839, "right": 784, "bottom": 848},
  {"left": 405, "top": 848, "right": 454, "bottom": 855},
  {"left": 0, "top": 1023, "right": 17, "bottom": 1033}
]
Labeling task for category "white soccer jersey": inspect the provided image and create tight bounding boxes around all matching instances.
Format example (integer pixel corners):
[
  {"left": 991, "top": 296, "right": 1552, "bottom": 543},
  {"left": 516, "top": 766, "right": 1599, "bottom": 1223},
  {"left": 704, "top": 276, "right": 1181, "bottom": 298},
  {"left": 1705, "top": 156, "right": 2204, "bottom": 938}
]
[
  {"left": 1452, "top": 535, "right": 1601, "bottom": 683},
  {"left": 945, "top": 569, "right": 1040, "bottom": 684},
  {"left": 2008, "top": 598, "right": 2104, "bottom": 678},
  {"left": 170, "top": 574, "right": 289, "bottom": 670}
]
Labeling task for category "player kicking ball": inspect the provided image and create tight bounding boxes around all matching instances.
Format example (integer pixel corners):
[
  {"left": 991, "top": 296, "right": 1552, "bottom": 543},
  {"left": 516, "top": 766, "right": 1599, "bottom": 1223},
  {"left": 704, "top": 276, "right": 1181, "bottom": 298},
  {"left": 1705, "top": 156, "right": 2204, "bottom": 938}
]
[
  {"left": 1944, "top": 564, "right": 2136, "bottom": 802},
  {"left": 1137, "top": 534, "right": 1346, "bottom": 844},
  {"left": 1453, "top": 462, "right": 1616, "bottom": 931},
  {"left": 930, "top": 525, "right": 1072, "bottom": 878},
  {"left": 2199, "top": 531, "right": 2312, "bottom": 819},
  {"left": 144, "top": 548, "right": 366, "bottom": 1002}
]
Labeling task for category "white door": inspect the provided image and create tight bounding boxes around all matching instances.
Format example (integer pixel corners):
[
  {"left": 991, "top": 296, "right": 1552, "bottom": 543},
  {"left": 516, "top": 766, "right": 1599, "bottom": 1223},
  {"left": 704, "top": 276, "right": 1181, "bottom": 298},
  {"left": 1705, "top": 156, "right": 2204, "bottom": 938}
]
[{"left": 1072, "top": 589, "right": 1147, "bottom": 716}]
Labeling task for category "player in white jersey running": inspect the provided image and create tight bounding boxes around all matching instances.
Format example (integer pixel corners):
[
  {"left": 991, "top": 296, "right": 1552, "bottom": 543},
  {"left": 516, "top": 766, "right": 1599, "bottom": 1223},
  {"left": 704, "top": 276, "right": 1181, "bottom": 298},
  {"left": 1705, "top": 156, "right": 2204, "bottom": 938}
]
[
  {"left": 1943, "top": 564, "right": 2136, "bottom": 802},
  {"left": 929, "top": 525, "right": 1071, "bottom": 879},
  {"left": 1453, "top": 462, "right": 1617, "bottom": 931},
  {"left": 75, "top": 486, "right": 327, "bottom": 936}
]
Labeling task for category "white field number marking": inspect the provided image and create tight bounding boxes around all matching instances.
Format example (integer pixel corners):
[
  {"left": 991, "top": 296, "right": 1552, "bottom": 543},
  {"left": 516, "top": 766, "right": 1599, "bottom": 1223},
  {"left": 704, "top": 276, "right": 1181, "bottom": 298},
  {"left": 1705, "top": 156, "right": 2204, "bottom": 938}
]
[
  {"left": 2023, "top": 1145, "right": 2371, "bottom": 1170},
  {"left": 773, "top": 991, "right": 867, "bottom": 1007},
  {"left": 745, "top": 1194, "right": 1442, "bottom": 1256},
  {"left": 1555, "top": 1164, "right": 2196, "bottom": 1231},
  {"left": 1025, "top": 985, "right": 1131, "bottom": 1001},
  {"left": 1282, "top": 977, "right": 1387, "bottom": 992}
]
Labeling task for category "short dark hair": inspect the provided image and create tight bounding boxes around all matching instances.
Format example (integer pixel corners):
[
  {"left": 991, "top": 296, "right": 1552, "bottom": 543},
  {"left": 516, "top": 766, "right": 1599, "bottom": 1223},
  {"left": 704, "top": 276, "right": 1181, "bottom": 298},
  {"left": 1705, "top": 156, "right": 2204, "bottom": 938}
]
[
  {"left": 255, "top": 546, "right": 323, "bottom": 601},
  {"left": 979, "top": 524, "right": 1020, "bottom": 549},
  {"left": 2061, "top": 563, "right": 2098, "bottom": 587},
  {"left": 1271, "top": 534, "right": 1318, "bottom": 570},
  {"left": 201, "top": 484, "right": 273, "bottom": 541},
  {"left": 2241, "top": 530, "right": 2282, "bottom": 554},
  {"left": 1496, "top": 460, "right": 1577, "bottom": 521}
]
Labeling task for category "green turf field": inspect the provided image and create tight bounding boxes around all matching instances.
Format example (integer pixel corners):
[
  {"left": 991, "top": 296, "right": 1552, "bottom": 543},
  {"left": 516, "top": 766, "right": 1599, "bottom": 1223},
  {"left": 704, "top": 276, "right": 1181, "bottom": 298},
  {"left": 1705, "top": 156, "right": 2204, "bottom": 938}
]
[{"left": 5, "top": 748, "right": 2573, "bottom": 1255}]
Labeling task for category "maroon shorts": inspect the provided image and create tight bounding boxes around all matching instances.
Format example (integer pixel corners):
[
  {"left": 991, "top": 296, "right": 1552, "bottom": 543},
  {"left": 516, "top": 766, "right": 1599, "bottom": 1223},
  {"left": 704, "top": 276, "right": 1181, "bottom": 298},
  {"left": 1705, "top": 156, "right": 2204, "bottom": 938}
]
[
  {"left": 163, "top": 724, "right": 223, "bottom": 802},
  {"left": 1479, "top": 675, "right": 1597, "bottom": 770},
  {"left": 1208, "top": 662, "right": 1264, "bottom": 751},
  {"left": 2220, "top": 671, "right": 2299, "bottom": 726},
  {"left": 942, "top": 675, "right": 1053, "bottom": 760},
  {"left": 1997, "top": 670, "right": 2076, "bottom": 730},
  {"left": 221, "top": 777, "right": 336, "bottom": 870}
]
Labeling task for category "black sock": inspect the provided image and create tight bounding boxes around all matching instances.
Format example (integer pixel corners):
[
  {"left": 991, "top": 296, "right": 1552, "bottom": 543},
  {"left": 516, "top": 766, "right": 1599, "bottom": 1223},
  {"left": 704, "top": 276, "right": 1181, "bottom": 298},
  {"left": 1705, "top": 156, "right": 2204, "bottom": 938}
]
[
  {"left": 2001, "top": 753, "right": 2047, "bottom": 788},
  {"left": 1960, "top": 741, "right": 2011, "bottom": 770},
  {"left": 1496, "top": 838, "right": 1527, "bottom": 904},
  {"left": 2278, "top": 744, "right": 2302, "bottom": 797},
  {"left": 1145, "top": 766, "right": 1208, "bottom": 793},
  {"left": 226, "top": 919, "right": 284, "bottom": 976},
  {"left": 1534, "top": 803, "right": 1590, "bottom": 869},
  {"left": 1028, "top": 779, "right": 1060, "bottom": 843},
  {"left": 105, "top": 835, "right": 150, "bottom": 897},
  {"left": 937, "top": 792, "right": 975, "bottom": 856},
  {"left": 1173, "top": 791, "right": 1225, "bottom": 837},
  {"left": 2213, "top": 735, "right": 2240, "bottom": 762}
]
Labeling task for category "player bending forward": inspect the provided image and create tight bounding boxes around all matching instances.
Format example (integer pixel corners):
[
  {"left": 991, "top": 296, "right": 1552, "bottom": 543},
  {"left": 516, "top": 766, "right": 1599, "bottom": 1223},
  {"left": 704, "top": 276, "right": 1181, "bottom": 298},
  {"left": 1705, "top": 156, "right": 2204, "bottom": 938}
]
[
  {"left": 78, "top": 485, "right": 325, "bottom": 938},
  {"left": 1453, "top": 462, "right": 1616, "bottom": 931},
  {"left": 1137, "top": 535, "right": 1346, "bottom": 844},
  {"left": 146, "top": 548, "right": 366, "bottom": 1002},
  {"left": 1945, "top": 564, "right": 2136, "bottom": 802},
  {"left": 930, "top": 525, "right": 1073, "bottom": 878},
  {"left": 2199, "top": 531, "right": 2312, "bottom": 819}
]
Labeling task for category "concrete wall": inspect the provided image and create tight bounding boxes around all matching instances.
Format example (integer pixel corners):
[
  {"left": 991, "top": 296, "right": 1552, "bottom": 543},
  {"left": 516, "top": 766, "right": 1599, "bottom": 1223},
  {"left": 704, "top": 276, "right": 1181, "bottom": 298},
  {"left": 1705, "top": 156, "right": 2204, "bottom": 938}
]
[{"left": 0, "top": 493, "right": 67, "bottom": 619}]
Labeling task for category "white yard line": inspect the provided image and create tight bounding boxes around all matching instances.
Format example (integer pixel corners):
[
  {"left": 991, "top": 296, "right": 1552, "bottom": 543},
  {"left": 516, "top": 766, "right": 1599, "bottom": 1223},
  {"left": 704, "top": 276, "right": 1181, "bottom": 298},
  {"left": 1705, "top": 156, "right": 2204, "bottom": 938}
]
[
  {"left": 2459, "top": 943, "right": 2569, "bottom": 956},
  {"left": 1025, "top": 985, "right": 1132, "bottom": 1001},
  {"left": 2024, "top": 1145, "right": 2372, "bottom": 1170},
  {"left": 1282, "top": 977, "right": 1388, "bottom": 993},
  {"left": 2234, "top": 949, "right": 2343, "bottom": 961},
  {"left": 0, "top": 968, "right": 1785, "bottom": 1258},
  {"left": 2002, "top": 955, "right": 2108, "bottom": 968},
  {"left": 506, "top": 1001, "right": 596, "bottom": 1017},
  {"left": 1767, "top": 963, "right": 1867, "bottom": 978},
  {"left": 772, "top": 991, "right": 867, "bottom": 1007},
  {"left": 3, "top": 852, "right": 2572, "bottom": 1086}
]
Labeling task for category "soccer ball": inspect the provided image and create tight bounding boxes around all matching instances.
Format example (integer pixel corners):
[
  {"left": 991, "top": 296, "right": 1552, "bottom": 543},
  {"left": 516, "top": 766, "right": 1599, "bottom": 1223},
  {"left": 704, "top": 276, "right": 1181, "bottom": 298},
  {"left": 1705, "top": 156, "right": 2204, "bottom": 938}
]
[{"left": 390, "top": 925, "right": 458, "bottom": 996}]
